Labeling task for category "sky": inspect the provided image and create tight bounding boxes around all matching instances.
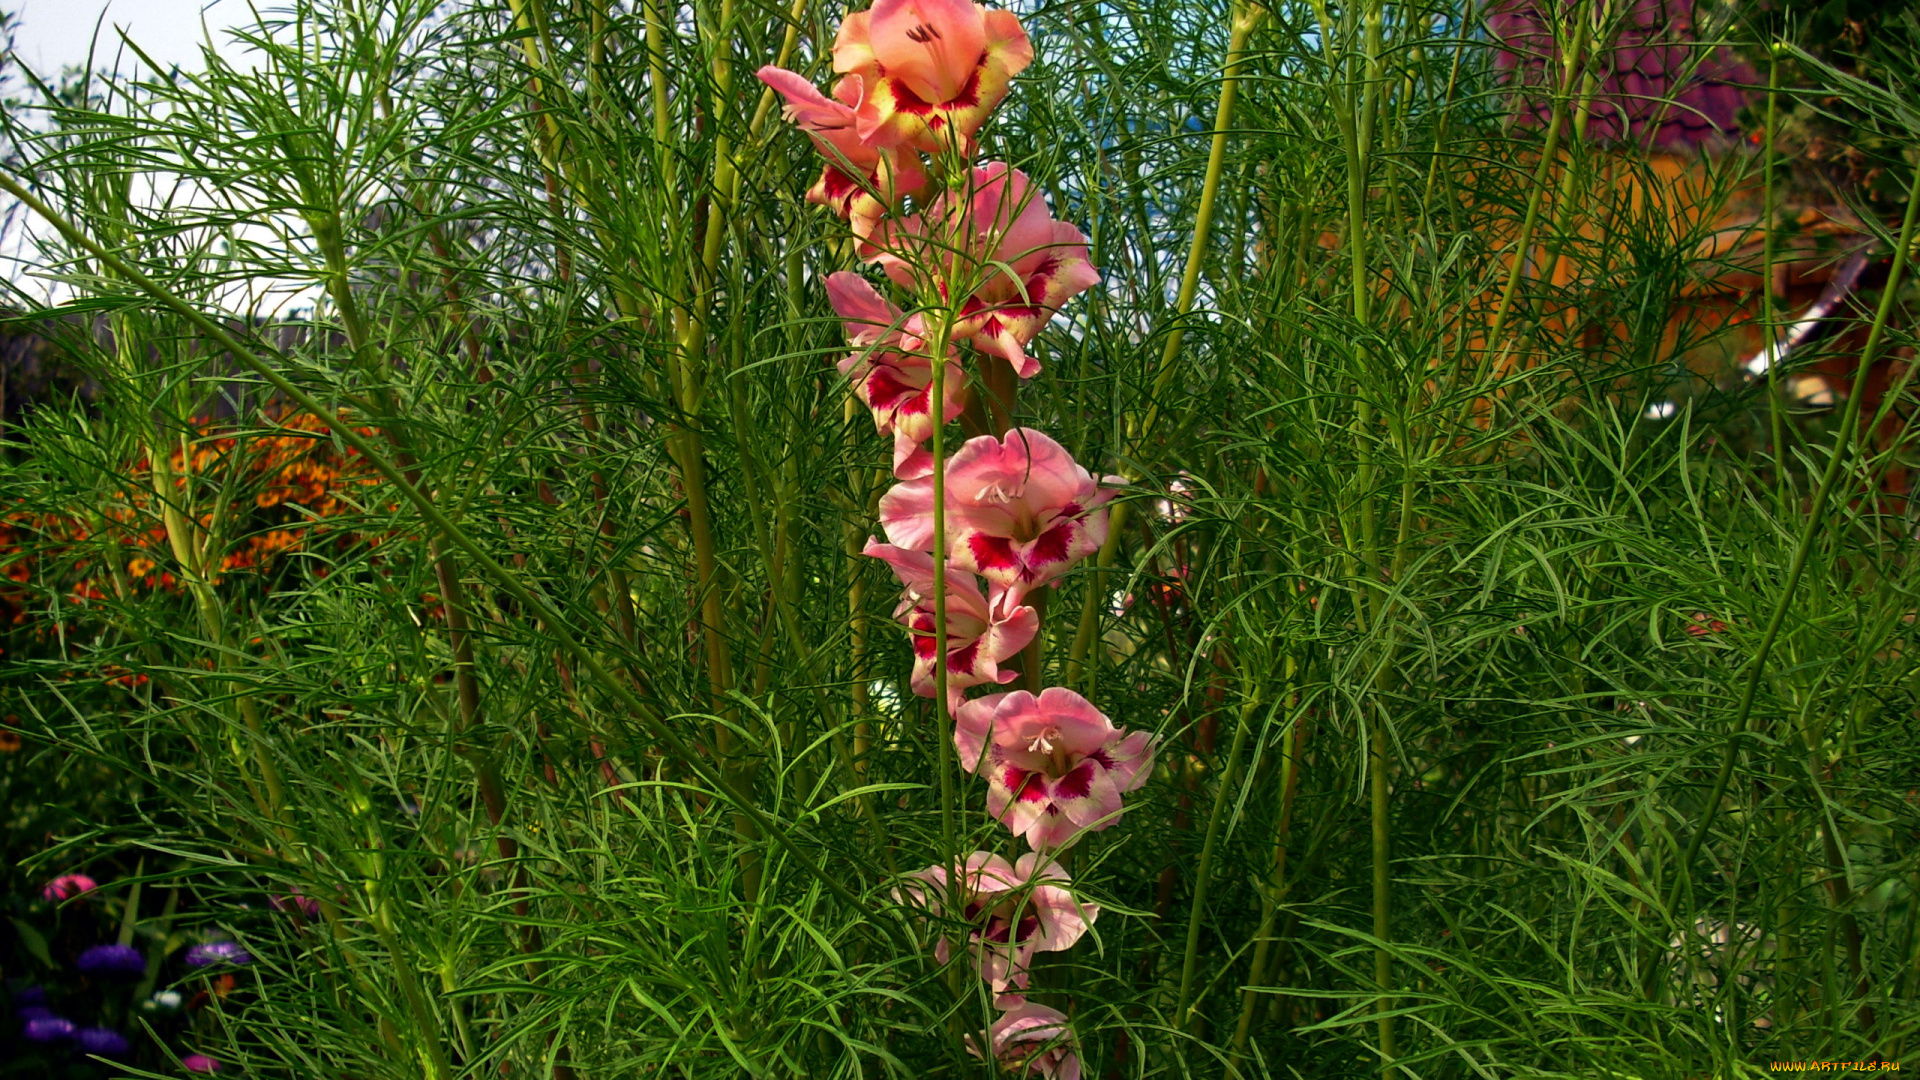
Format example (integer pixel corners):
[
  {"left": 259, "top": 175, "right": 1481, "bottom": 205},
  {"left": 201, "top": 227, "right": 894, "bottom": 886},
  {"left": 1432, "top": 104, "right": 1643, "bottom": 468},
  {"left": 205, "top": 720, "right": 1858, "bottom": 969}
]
[{"left": 8, "top": 0, "right": 253, "bottom": 78}]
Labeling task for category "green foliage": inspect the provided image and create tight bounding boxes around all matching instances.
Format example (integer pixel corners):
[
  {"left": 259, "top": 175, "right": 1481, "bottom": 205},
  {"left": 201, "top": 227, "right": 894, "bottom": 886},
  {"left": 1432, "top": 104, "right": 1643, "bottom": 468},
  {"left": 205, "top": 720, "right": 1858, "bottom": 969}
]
[{"left": 1, "top": 0, "right": 1917, "bottom": 1075}]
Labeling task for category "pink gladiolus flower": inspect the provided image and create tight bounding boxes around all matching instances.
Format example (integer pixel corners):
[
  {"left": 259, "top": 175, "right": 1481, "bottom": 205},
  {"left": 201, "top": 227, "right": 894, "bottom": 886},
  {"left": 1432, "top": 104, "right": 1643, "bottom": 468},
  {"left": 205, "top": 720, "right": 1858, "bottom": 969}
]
[
  {"left": 756, "top": 67, "right": 929, "bottom": 228},
  {"left": 866, "top": 164, "right": 1098, "bottom": 377},
  {"left": 969, "top": 1001, "right": 1083, "bottom": 1080},
  {"left": 955, "top": 688, "right": 1155, "bottom": 850},
  {"left": 897, "top": 851, "right": 1095, "bottom": 994},
  {"left": 41, "top": 874, "right": 98, "bottom": 902},
  {"left": 181, "top": 1055, "right": 220, "bottom": 1073},
  {"left": 865, "top": 540, "right": 1038, "bottom": 699},
  {"left": 879, "top": 428, "right": 1114, "bottom": 599},
  {"left": 828, "top": 272, "right": 966, "bottom": 478},
  {"left": 831, "top": 0, "right": 1033, "bottom": 154}
]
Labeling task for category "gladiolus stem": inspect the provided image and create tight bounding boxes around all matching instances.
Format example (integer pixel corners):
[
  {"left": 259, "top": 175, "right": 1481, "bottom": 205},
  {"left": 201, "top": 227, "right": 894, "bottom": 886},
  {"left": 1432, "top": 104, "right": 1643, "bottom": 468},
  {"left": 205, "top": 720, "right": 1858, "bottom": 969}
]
[{"left": 927, "top": 305, "right": 959, "bottom": 874}]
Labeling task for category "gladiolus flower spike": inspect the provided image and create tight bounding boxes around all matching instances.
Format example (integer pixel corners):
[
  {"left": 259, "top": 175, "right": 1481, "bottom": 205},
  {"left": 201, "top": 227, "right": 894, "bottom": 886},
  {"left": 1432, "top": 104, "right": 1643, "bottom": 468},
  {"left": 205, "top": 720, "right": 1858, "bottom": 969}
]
[
  {"left": 866, "top": 165, "right": 1099, "bottom": 378},
  {"left": 831, "top": 0, "right": 1033, "bottom": 155},
  {"left": 780, "top": 0, "right": 1131, "bottom": 1040}
]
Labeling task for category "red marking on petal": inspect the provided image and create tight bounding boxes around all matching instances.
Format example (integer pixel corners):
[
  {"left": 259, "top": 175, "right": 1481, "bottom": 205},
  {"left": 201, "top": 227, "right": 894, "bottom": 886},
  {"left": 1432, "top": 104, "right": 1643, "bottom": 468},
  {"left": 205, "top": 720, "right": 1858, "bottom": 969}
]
[
  {"left": 818, "top": 166, "right": 861, "bottom": 204},
  {"left": 1006, "top": 767, "right": 1048, "bottom": 803},
  {"left": 1053, "top": 761, "right": 1096, "bottom": 800},
  {"left": 1027, "top": 522, "right": 1075, "bottom": 569},
  {"left": 968, "top": 532, "right": 1019, "bottom": 571},
  {"left": 947, "top": 638, "right": 982, "bottom": 674},
  {"left": 897, "top": 386, "right": 933, "bottom": 418},
  {"left": 913, "top": 632, "right": 939, "bottom": 660},
  {"left": 887, "top": 66, "right": 984, "bottom": 114},
  {"left": 866, "top": 367, "right": 917, "bottom": 407}
]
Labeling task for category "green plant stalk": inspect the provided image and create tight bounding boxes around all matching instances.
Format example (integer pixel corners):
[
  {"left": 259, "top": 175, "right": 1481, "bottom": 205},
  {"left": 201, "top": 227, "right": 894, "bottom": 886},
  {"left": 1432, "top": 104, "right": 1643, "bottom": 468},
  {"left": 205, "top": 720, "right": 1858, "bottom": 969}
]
[
  {"left": 1175, "top": 685, "right": 1263, "bottom": 1032},
  {"left": 1066, "top": 0, "right": 1262, "bottom": 690},
  {"left": 87, "top": 192, "right": 286, "bottom": 825},
  {"left": 308, "top": 203, "right": 531, "bottom": 908},
  {"left": 1312, "top": 0, "right": 1398, "bottom": 1063},
  {"left": 926, "top": 305, "right": 959, "bottom": 873},
  {"left": 142, "top": 384, "right": 285, "bottom": 825},
  {"left": 1146, "top": 0, "right": 1264, "bottom": 417},
  {"left": 370, "top": 900, "right": 455, "bottom": 1080},
  {"left": 1470, "top": 2, "right": 1589, "bottom": 391},
  {"left": 114, "top": 857, "right": 144, "bottom": 948},
  {"left": 1762, "top": 49, "right": 1787, "bottom": 506},
  {"left": 1664, "top": 158, "right": 1920, "bottom": 1012},
  {"left": 1230, "top": 662, "right": 1303, "bottom": 1059},
  {"left": 0, "top": 170, "right": 905, "bottom": 939}
]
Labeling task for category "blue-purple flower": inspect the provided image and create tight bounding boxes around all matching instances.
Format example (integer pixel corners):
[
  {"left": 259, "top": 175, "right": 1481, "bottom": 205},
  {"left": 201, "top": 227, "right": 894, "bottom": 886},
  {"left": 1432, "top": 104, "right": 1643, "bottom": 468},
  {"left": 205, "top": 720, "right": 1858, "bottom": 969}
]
[
  {"left": 24, "top": 1014, "right": 76, "bottom": 1042},
  {"left": 76, "top": 943, "right": 147, "bottom": 978},
  {"left": 185, "top": 941, "right": 253, "bottom": 967},
  {"left": 74, "top": 1026, "right": 131, "bottom": 1058}
]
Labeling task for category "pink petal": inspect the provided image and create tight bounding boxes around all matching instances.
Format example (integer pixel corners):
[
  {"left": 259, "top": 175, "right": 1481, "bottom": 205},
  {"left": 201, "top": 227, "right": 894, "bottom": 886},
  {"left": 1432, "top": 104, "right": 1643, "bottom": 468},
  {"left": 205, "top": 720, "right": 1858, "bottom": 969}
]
[
  {"left": 826, "top": 271, "right": 901, "bottom": 344},
  {"left": 893, "top": 429, "right": 936, "bottom": 479},
  {"left": 1023, "top": 805, "right": 1082, "bottom": 850},
  {"left": 878, "top": 477, "right": 940, "bottom": 551},
  {"left": 1046, "top": 758, "right": 1123, "bottom": 829},
  {"left": 867, "top": 0, "right": 988, "bottom": 107},
  {"left": 1027, "top": 882, "right": 1096, "bottom": 952},
  {"left": 757, "top": 66, "right": 855, "bottom": 134},
  {"left": 954, "top": 693, "right": 1005, "bottom": 773},
  {"left": 1030, "top": 687, "right": 1115, "bottom": 753},
  {"left": 1101, "top": 728, "right": 1157, "bottom": 792}
]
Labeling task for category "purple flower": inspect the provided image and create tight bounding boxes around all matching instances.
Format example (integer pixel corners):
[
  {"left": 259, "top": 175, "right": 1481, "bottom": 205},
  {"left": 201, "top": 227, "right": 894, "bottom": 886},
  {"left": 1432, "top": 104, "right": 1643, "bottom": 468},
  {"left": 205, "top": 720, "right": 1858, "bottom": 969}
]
[
  {"left": 12, "top": 985, "right": 48, "bottom": 1006},
  {"left": 74, "top": 1026, "right": 131, "bottom": 1058},
  {"left": 24, "top": 1014, "right": 76, "bottom": 1042},
  {"left": 182, "top": 1053, "right": 221, "bottom": 1073},
  {"left": 76, "top": 943, "right": 147, "bottom": 978},
  {"left": 186, "top": 941, "right": 253, "bottom": 967}
]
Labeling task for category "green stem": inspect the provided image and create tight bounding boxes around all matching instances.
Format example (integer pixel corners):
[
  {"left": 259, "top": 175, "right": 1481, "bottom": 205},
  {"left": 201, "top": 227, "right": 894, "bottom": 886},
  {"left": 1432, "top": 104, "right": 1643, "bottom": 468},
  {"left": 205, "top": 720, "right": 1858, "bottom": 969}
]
[
  {"left": 1175, "top": 683, "right": 1263, "bottom": 1032},
  {"left": 1230, "top": 664, "right": 1303, "bottom": 1059},
  {"left": 1471, "top": 1, "right": 1589, "bottom": 391},
  {"left": 1762, "top": 49, "right": 1787, "bottom": 507},
  {"left": 927, "top": 306, "right": 958, "bottom": 873}
]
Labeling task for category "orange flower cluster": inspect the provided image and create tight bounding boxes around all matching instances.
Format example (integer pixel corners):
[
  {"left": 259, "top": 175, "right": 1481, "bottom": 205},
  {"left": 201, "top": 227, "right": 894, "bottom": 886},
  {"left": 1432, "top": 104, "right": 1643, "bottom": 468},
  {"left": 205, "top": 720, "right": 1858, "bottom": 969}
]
[{"left": 0, "top": 408, "right": 383, "bottom": 640}]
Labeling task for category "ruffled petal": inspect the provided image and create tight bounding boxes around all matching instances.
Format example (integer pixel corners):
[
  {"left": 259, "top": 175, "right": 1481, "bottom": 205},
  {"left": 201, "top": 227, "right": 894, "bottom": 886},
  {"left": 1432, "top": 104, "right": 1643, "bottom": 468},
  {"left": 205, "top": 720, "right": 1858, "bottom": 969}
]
[
  {"left": 878, "top": 477, "right": 940, "bottom": 551},
  {"left": 867, "top": 0, "right": 988, "bottom": 106}
]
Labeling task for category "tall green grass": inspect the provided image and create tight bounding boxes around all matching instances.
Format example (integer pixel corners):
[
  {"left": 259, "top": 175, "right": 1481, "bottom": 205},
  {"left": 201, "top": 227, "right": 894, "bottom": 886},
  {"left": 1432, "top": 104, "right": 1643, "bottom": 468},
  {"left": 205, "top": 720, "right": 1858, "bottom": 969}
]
[{"left": 1, "top": 0, "right": 1917, "bottom": 1075}]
